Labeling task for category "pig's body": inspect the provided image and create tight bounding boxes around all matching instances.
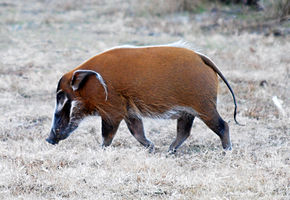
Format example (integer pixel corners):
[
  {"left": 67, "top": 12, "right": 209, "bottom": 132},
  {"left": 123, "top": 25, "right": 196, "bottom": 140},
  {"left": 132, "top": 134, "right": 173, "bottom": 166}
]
[{"left": 47, "top": 43, "right": 238, "bottom": 152}]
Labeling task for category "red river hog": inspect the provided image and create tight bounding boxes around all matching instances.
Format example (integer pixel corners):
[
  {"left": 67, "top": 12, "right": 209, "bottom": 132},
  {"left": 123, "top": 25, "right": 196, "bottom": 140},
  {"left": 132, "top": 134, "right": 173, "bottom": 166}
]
[{"left": 46, "top": 42, "right": 239, "bottom": 153}]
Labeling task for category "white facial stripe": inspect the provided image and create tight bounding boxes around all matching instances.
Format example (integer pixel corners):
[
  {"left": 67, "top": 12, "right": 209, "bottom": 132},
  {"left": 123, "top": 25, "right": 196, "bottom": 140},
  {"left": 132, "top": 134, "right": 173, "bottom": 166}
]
[
  {"left": 51, "top": 91, "right": 65, "bottom": 130},
  {"left": 56, "top": 89, "right": 63, "bottom": 95},
  {"left": 69, "top": 100, "right": 79, "bottom": 119}
]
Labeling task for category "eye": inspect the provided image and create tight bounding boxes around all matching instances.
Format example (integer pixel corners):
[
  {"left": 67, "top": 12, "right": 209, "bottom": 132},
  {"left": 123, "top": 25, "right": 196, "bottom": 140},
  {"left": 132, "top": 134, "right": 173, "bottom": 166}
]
[
  {"left": 55, "top": 91, "right": 71, "bottom": 114},
  {"left": 56, "top": 91, "right": 65, "bottom": 102},
  {"left": 56, "top": 91, "right": 70, "bottom": 112}
]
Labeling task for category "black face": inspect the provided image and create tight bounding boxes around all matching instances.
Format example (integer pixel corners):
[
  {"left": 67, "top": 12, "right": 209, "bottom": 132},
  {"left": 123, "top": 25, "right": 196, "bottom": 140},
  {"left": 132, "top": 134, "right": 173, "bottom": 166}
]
[
  {"left": 47, "top": 70, "right": 106, "bottom": 145},
  {"left": 46, "top": 90, "right": 82, "bottom": 145}
]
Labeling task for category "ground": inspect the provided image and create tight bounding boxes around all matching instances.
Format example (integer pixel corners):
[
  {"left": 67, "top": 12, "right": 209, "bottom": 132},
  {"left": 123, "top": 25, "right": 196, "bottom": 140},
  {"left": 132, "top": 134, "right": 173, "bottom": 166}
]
[{"left": 0, "top": 0, "right": 289, "bottom": 199}]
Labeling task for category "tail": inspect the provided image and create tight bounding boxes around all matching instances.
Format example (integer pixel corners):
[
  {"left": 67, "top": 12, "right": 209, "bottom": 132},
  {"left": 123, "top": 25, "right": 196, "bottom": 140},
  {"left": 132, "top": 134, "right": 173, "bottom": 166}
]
[{"left": 196, "top": 52, "right": 243, "bottom": 125}]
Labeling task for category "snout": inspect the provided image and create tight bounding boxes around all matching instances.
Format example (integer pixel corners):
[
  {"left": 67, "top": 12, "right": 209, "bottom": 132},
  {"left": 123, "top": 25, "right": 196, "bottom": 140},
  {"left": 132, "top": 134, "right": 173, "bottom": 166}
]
[
  {"left": 46, "top": 129, "right": 60, "bottom": 145},
  {"left": 46, "top": 137, "right": 59, "bottom": 145}
]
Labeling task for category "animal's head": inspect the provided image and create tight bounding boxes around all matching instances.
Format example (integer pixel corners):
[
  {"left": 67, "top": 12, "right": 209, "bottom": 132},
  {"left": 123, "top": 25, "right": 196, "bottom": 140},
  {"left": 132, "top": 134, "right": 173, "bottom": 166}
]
[{"left": 46, "top": 70, "right": 107, "bottom": 145}]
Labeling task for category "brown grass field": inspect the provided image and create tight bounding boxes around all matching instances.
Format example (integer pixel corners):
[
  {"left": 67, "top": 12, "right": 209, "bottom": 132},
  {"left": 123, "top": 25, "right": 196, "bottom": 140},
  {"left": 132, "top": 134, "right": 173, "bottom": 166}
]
[{"left": 0, "top": 0, "right": 289, "bottom": 199}]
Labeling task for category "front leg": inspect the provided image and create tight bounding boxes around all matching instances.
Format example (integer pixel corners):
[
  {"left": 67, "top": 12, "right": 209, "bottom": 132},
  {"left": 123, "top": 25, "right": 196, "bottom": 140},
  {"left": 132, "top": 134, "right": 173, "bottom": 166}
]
[{"left": 101, "top": 118, "right": 121, "bottom": 147}]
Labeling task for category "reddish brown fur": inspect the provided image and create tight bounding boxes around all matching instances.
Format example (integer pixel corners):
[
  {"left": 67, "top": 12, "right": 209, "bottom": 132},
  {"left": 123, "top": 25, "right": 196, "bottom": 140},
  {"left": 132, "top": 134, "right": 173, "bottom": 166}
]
[
  {"left": 50, "top": 45, "right": 235, "bottom": 151},
  {"left": 62, "top": 47, "right": 218, "bottom": 119}
]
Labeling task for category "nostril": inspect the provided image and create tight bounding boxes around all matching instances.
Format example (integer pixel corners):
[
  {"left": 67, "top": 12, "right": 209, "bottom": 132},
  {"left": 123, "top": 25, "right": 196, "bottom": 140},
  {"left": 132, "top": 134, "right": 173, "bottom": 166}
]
[{"left": 46, "top": 138, "right": 56, "bottom": 145}]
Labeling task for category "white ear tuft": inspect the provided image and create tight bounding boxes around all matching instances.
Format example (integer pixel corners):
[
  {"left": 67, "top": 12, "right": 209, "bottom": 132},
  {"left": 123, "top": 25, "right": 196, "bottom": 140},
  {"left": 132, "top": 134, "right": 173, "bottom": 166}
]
[{"left": 71, "top": 70, "right": 108, "bottom": 101}]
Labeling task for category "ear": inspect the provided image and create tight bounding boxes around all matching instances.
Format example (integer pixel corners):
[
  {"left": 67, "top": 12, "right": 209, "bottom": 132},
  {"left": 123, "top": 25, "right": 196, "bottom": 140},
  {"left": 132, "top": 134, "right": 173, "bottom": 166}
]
[{"left": 71, "top": 70, "right": 108, "bottom": 100}]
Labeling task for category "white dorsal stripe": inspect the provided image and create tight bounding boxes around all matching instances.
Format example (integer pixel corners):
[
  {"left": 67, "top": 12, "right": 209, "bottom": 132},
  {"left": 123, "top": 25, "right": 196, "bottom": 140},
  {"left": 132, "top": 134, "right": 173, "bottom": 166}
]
[{"left": 104, "top": 40, "right": 199, "bottom": 53}]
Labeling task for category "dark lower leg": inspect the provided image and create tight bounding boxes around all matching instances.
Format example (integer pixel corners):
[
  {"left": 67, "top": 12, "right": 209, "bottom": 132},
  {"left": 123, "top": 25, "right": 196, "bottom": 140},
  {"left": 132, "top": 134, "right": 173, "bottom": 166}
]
[
  {"left": 169, "top": 114, "right": 195, "bottom": 153},
  {"left": 101, "top": 118, "right": 121, "bottom": 147},
  {"left": 202, "top": 114, "right": 232, "bottom": 150},
  {"left": 125, "top": 116, "right": 154, "bottom": 152}
]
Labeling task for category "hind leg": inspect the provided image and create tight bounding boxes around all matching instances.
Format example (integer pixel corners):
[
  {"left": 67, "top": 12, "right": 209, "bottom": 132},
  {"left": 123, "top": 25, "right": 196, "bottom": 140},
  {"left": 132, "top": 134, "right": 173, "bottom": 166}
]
[
  {"left": 169, "top": 114, "right": 195, "bottom": 153},
  {"left": 200, "top": 110, "right": 232, "bottom": 150},
  {"left": 125, "top": 116, "right": 155, "bottom": 153}
]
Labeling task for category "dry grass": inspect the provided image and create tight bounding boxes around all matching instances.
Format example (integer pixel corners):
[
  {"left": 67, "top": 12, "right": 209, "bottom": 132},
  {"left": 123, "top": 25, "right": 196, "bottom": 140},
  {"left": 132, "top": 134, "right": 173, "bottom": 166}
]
[
  {"left": 0, "top": 0, "right": 289, "bottom": 199},
  {"left": 264, "top": 0, "right": 290, "bottom": 18}
]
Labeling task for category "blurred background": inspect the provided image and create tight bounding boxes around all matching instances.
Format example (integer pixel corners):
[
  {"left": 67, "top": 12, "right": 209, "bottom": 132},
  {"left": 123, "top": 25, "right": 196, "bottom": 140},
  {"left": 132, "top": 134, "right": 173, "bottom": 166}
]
[
  {"left": 1, "top": 0, "right": 289, "bottom": 124},
  {"left": 0, "top": 0, "right": 289, "bottom": 199}
]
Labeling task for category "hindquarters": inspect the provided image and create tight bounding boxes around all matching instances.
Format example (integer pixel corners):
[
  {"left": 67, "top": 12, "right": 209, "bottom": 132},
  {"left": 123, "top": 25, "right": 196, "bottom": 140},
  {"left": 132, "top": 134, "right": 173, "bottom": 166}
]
[{"left": 186, "top": 92, "right": 232, "bottom": 150}]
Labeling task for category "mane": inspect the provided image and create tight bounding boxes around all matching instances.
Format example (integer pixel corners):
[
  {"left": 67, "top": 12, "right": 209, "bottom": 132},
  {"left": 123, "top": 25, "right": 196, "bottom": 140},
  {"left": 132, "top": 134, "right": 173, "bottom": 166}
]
[
  {"left": 104, "top": 40, "right": 201, "bottom": 54},
  {"left": 164, "top": 40, "right": 197, "bottom": 52}
]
